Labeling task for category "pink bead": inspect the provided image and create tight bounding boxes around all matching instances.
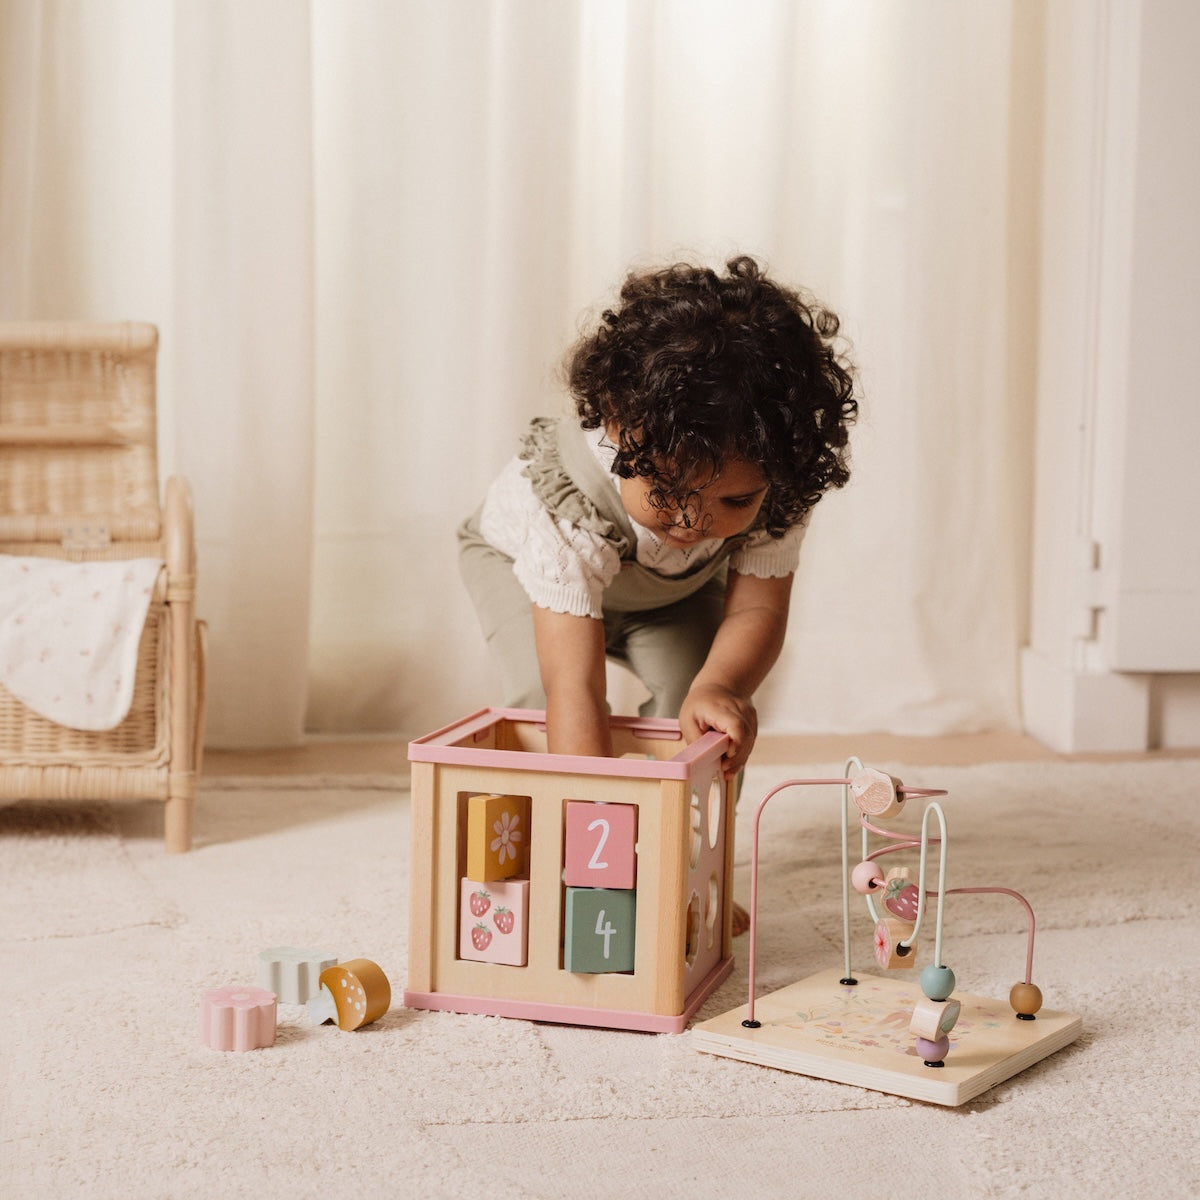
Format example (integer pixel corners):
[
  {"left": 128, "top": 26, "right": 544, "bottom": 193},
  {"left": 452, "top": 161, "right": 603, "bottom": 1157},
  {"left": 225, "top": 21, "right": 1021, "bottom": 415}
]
[
  {"left": 916, "top": 1035, "right": 950, "bottom": 1063},
  {"left": 851, "top": 860, "right": 885, "bottom": 894},
  {"left": 200, "top": 985, "right": 277, "bottom": 1051}
]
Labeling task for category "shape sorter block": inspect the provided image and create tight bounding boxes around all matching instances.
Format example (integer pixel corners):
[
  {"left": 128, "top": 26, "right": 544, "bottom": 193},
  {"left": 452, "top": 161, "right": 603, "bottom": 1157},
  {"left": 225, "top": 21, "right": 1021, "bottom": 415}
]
[
  {"left": 460, "top": 876, "right": 530, "bottom": 966},
  {"left": 200, "top": 985, "right": 277, "bottom": 1051},
  {"left": 405, "top": 707, "right": 738, "bottom": 1033},
  {"left": 306, "top": 958, "right": 392, "bottom": 1031},
  {"left": 258, "top": 946, "right": 336, "bottom": 1005},
  {"left": 564, "top": 801, "right": 637, "bottom": 889},
  {"left": 564, "top": 887, "right": 636, "bottom": 973},
  {"left": 466, "top": 792, "right": 530, "bottom": 881}
]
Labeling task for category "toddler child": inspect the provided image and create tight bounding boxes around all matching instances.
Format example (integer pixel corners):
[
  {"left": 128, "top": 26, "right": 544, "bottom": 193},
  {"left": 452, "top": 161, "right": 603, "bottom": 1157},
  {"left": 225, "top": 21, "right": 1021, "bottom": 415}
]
[{"left": 459, "top": 255, "right": 857, "bottom": 778}]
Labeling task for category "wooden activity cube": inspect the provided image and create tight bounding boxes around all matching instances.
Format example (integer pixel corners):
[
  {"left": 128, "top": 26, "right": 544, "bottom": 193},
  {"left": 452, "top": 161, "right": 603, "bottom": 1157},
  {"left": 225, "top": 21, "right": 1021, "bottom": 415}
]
[{"left": 405, "top": 708, "right": 737, "bottom": 1033}]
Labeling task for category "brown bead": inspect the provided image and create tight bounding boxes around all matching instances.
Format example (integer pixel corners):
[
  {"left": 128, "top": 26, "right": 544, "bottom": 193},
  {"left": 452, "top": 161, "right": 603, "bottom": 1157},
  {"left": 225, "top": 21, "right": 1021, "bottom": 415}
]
[{"left": 1010, "top": 981, "right": 1043, "bottom": 1018}]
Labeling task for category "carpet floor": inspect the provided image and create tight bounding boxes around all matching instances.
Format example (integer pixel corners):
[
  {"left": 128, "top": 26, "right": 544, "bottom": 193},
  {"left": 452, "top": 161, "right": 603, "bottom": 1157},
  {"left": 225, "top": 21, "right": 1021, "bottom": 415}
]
[{"left": 2, "top": 758, "right": 1197, "bottom": 1198}]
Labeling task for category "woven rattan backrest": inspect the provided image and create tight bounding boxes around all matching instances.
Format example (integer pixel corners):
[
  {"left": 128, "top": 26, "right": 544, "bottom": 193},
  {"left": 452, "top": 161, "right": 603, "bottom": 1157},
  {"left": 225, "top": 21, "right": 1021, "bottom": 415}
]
[{"left": 0, "top": 322, "right": 162, "bottom": 548}]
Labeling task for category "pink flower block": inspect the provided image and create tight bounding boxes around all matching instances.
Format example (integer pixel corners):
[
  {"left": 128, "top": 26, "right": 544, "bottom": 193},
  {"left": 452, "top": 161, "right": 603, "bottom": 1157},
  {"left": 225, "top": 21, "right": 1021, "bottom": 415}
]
[{"left": 200, "top": 985, "right": 277, "bottom": 1051}]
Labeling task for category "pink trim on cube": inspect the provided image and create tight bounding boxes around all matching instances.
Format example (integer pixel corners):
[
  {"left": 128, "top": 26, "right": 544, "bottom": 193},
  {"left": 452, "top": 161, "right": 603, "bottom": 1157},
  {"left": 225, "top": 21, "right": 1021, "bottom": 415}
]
[
  {"left": 403, "top": 955, "right": 733, "bottom": 1035},
  {"left": 408, "top": 707, "right": 728, "bottom": 780}
]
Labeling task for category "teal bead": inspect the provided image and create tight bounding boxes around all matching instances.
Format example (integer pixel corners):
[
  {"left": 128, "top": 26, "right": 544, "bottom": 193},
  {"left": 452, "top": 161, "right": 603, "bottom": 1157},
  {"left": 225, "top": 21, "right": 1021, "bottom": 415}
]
[{"left": 921, "top": 964, "right": 956, "bottom": 1000}]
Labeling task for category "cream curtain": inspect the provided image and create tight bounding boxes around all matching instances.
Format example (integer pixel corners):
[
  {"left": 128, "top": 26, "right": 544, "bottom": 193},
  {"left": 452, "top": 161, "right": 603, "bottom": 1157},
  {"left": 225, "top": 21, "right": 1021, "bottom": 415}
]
[{"left": 0, "top": 0, "right": 1036, "bottom": 747}]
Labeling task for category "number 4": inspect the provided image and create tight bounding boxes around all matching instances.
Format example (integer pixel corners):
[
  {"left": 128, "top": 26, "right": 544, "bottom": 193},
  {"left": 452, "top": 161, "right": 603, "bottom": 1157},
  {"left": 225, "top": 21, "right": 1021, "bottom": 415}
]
[{"left": 594, "top": 908, "right": 616, "bottom": 958}]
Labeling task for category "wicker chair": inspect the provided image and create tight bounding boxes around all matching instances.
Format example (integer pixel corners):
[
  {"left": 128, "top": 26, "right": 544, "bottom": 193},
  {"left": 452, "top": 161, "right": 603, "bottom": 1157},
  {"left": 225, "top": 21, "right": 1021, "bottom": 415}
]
[{"left": 0, "top": 322, "right": 206, "bottom": 851}]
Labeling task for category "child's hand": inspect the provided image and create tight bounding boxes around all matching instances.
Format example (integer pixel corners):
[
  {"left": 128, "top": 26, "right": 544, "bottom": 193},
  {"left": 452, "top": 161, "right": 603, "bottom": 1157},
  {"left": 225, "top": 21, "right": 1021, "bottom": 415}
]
[
  {"left": 680, "top": 683, "right": 758, "bottom": 777},
  {"left": 678, "top": 570, "right": 790, "bottom": 776}
]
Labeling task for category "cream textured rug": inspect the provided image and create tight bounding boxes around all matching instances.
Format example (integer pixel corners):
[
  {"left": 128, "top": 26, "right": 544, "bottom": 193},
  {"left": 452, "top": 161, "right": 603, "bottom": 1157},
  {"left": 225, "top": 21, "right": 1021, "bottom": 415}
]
[{"left": 2, "top": 759, "right": 1198, "bottom": 1198}]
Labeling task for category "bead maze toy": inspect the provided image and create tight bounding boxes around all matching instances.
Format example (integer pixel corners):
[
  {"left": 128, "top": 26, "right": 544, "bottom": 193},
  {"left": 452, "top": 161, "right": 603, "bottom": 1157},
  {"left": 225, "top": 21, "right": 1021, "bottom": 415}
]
[
  {"left": 404, "top": 707, "right": 737, "bottom": 1033},
  {"left": 692, "top": 760, "right": 1083, "bottom": 1106}
]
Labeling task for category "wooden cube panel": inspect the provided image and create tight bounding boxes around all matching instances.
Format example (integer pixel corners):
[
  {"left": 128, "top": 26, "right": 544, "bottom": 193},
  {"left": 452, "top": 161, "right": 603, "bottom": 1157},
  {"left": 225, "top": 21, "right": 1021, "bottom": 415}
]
[
  {"left": 564, "top": 887, "right": 636, "bottom": 974},
  {"left": 459, "top": 877, "right": 530, "bottom": 966},
  {"left": 564, "top": 801, "right": 637, "bottom": 889},
  {"left": 466, "top": 792, "right": 530, "bottom": 881}
]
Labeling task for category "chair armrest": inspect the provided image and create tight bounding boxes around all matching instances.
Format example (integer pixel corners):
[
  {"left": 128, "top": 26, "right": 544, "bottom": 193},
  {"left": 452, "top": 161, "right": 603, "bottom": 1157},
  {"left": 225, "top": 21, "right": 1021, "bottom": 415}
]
[{"left": 164, "top": 475, "right": 197, "bottom": 595}]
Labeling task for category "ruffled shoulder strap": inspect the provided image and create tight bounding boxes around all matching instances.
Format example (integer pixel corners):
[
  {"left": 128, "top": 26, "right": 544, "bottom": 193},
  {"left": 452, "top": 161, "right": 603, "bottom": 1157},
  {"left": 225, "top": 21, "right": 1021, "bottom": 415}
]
[{"left": 519, "top": 416, "right": 635, "bottom": 555}]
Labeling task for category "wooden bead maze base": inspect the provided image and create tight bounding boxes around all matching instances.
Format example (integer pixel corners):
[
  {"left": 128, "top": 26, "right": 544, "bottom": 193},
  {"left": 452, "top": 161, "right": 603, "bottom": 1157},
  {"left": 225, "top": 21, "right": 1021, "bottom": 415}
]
[{"left": 692, "top": 968, "right": 1082, "bottom": 1107}]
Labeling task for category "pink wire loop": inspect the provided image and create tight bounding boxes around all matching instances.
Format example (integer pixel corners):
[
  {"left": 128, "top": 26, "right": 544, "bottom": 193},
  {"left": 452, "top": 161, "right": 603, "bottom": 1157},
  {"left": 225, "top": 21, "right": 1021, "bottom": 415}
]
[
  {"left": 859, "top": 816, "right": 938, "bottom": 843},
  {"left": 745, "top": 778, "right": 852, "bottom": 1025},
  {"left": 935, "top": 887, "right": 1038, "bottom": 983}
]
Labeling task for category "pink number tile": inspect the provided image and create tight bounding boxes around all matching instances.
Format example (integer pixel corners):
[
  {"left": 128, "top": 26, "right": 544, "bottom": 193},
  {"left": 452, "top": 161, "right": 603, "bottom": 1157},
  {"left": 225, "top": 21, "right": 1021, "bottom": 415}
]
[{"left": 564, "top": 801, "right": 637, "bottom": 889}]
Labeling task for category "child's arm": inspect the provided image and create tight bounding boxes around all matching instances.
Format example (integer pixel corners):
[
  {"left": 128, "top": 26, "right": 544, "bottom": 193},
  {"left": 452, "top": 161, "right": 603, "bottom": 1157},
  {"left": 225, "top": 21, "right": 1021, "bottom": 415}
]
[
  {"left": 680, "top": 570, "right": 793, "bottom": 776},
  {"left": 532, "top": 605, "right": 613, "bottom": 758}
]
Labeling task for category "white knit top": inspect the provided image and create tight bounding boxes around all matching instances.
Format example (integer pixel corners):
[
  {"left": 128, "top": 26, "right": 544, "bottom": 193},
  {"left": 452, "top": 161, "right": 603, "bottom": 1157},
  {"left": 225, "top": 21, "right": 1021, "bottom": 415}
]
[{"left": 478, "top": 425, "right": 805, "bottom": 619}]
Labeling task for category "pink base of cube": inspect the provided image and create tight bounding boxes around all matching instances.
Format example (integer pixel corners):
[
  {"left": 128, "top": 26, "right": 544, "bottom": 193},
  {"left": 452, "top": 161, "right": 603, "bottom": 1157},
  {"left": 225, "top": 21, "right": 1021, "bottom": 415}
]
[{"left": 404, "top": 954, "right": 733, "bottom": 1034}]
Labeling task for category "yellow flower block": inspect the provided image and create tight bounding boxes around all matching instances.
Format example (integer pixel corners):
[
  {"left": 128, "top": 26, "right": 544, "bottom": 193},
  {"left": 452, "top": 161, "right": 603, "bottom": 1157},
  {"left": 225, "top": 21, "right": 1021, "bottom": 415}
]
[{"left": 466, "top": 792, "right": 531, "bottom": 882}]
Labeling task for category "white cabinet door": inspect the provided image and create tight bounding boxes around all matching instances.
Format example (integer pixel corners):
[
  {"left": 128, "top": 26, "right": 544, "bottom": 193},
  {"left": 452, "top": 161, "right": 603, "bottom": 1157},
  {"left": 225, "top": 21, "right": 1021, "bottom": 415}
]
[{"left": 1108, "top": 0, "right": 1200, "bottom": 672}]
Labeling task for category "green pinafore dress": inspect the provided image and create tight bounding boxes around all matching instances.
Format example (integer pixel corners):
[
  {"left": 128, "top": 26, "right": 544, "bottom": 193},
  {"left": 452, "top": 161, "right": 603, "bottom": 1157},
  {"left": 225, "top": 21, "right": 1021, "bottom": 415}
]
[{"left": 458, "top": 415, "right": 750, "bottom": 717}]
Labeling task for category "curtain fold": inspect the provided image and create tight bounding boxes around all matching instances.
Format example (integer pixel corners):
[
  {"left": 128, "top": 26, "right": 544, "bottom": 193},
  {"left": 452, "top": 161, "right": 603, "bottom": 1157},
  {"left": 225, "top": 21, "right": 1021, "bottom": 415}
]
[
  {"left": 1, "top": 0, "right": 1034, "bottom": 745},
  {"left": 171, "top": 0, "right": 316, "bottom": 747}
]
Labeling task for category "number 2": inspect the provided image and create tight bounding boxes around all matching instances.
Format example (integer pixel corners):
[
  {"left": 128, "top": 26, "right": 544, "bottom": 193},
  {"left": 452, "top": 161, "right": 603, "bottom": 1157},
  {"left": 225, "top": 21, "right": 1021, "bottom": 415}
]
[{"left": 586, "top": 818, "right": 610, "bottom": 870}]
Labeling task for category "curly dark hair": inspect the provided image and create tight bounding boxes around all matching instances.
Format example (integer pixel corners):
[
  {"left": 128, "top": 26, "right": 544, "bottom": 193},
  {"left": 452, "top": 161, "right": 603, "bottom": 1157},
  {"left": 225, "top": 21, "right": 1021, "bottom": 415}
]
[{"left": 567, "top": 255, "right": 857, "bottom": 537}]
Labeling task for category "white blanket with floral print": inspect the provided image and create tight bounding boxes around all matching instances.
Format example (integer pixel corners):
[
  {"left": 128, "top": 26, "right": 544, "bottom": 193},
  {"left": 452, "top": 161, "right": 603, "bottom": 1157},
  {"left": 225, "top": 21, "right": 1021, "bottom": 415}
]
[{"left": 0, "top": 555, "right": 162, "bottom": 731}]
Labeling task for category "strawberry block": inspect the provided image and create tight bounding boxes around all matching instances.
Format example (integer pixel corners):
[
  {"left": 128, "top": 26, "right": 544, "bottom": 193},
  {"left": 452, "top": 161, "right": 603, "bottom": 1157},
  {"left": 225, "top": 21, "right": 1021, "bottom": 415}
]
[{"left": 459, "top": 876, "right": 530, "bottom": 966}]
